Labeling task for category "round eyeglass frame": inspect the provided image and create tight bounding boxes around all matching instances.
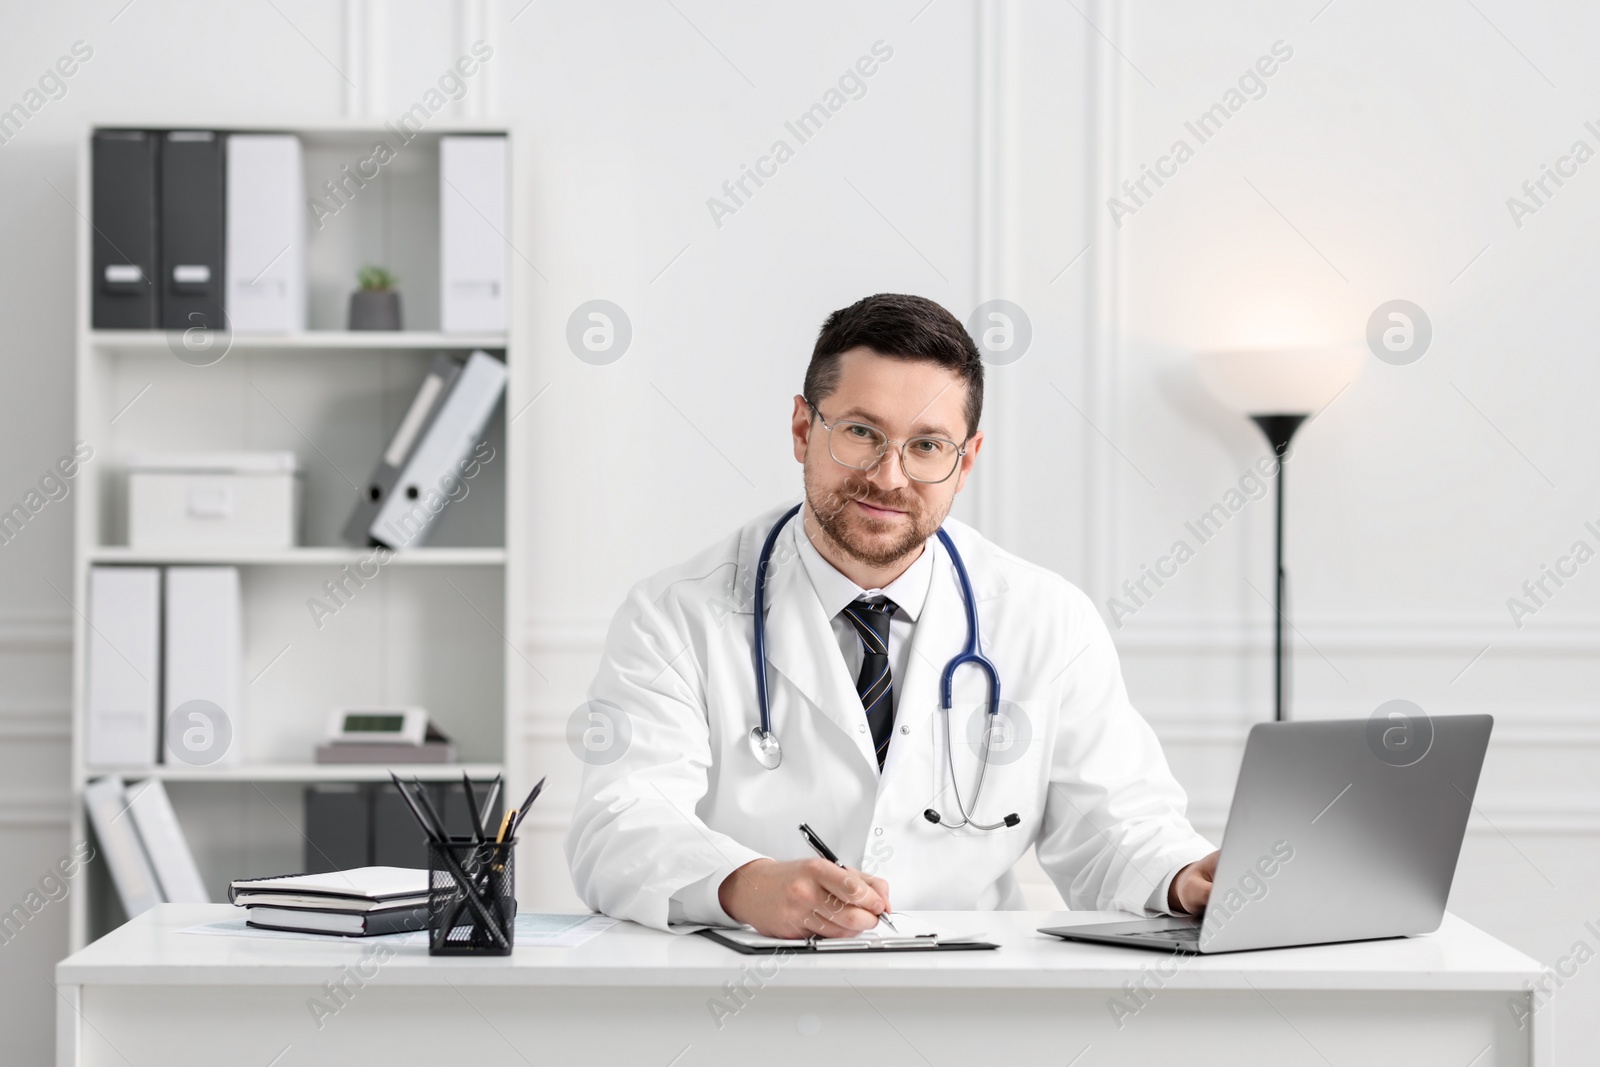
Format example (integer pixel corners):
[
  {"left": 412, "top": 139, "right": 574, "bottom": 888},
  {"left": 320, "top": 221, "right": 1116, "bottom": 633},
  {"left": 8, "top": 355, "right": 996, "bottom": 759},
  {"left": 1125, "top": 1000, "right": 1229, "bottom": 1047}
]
[{"left": 804, "top": 397, "right": 968, "bottom": 484}]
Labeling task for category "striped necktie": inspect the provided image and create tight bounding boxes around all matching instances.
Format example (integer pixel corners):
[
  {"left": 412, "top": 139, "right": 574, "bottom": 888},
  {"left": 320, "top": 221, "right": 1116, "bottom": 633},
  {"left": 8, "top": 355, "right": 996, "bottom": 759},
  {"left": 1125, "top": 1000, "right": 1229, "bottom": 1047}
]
[{"left": 841, "top": 595, "right": 898, "bottom": 770}]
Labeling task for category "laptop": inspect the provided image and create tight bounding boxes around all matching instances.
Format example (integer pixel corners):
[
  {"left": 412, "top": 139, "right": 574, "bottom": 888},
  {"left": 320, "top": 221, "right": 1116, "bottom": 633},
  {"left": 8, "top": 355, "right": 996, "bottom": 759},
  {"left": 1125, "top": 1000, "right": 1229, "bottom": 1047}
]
[{"left": 1040, "top": 714, "right": 1492, "bottom": 954}]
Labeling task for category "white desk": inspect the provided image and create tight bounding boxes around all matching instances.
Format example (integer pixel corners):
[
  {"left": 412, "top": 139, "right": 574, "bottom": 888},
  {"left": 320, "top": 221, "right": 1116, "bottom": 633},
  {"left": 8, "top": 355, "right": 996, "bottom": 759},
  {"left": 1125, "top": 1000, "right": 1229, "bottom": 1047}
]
[{"left": 57, "top": 905, "right": 1547, "bottom": 1066}]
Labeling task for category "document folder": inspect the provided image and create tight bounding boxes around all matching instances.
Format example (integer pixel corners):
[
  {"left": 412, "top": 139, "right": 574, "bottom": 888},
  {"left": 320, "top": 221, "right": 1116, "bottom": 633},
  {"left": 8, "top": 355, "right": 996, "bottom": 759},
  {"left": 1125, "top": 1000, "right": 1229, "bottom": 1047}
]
[
  {"left": 342, "top": 353, "right": 464, "bottom": 546},
  {"left": 85, "top": 776, "right": 164, "bottom": 919},
  {"left": 225, "top": 134, "right": 306, "bottom": 332},
  {"left": 161, "top": 130, "right": 225, "bottom": 332},
  {"left": 163, "top": 567, "right": 243, "bottom": 766},
  {"left": 368, "top": 350, "right": 505, "bottom": 549},
  {"left": 86, "top": 566, "right": 161, "bottom": 767},
  {"left": 126, "top": 778, "right": 209, "bottom": 903},
  {"left": 440, "top": 135, "right": 508, "bottom": 333},
  {"left": 92, "top": 129, "right": 160, "bottom": 328}
]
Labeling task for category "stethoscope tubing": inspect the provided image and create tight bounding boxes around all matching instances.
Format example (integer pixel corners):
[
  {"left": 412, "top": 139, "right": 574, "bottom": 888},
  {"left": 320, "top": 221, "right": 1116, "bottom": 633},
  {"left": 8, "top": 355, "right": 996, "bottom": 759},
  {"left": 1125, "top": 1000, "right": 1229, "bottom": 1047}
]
[
  {"left": 752, "top": 505, "right": 1011, "bottom": 831},
  {"left": 753, "top": 502, "right": 803, "bottom": 739}
]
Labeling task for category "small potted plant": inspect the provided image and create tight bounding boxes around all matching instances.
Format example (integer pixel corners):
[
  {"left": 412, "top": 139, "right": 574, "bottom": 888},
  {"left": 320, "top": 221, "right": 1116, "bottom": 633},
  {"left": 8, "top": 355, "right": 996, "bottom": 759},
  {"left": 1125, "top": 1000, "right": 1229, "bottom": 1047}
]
[{"left": 349, "top": 265, "right": 402, "bottom": 330}]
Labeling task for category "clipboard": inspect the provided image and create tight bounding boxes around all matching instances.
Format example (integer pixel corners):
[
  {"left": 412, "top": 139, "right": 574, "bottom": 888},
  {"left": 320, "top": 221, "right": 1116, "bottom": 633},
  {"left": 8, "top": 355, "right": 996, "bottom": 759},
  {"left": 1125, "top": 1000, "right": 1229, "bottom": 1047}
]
[{"left": 696, "top": 928, "right": 999, "bottom": 955}]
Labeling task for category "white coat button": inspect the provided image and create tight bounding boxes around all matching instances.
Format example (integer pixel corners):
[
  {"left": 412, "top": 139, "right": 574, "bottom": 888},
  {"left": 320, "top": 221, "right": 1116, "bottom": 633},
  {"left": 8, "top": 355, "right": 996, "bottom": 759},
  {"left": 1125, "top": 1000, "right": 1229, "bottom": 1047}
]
[
  {"left": 900, "top": 724, "right": 910, "bottom": 734},
  {"left": 874, "top": 827, "right": 883, "bottom": 836},
  {"left": 858, "top": 724, "right": 867, "bottom": 733}
]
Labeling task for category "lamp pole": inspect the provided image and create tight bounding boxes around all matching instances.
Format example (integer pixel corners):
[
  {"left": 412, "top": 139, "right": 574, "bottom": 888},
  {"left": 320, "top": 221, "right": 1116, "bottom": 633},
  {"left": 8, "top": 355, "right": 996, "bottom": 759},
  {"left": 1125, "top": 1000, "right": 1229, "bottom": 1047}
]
[{"left": 1249, "top": 414, "right": 1306, "bottom": 723}]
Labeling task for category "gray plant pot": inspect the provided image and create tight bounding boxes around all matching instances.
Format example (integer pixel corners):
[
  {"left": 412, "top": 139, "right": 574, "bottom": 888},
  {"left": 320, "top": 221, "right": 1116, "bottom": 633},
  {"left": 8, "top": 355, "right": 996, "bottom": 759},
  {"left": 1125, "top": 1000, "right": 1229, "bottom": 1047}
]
[{"left": 349, "top": 289, "right": 402, "bottom": 331}]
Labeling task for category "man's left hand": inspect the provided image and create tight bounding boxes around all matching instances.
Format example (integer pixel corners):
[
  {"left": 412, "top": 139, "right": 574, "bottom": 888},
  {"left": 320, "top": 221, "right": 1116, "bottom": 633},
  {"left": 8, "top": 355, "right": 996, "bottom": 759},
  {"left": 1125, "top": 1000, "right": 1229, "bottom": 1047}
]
[{"left": 1168, "top": 850, "right": 1219, "bottom": 915}]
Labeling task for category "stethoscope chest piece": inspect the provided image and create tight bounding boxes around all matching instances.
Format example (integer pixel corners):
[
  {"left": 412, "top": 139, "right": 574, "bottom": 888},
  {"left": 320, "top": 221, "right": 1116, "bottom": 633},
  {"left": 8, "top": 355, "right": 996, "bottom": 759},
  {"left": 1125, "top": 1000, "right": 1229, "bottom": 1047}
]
[{"left": 749, "top": 726, "right": 782, "bottom": 770}]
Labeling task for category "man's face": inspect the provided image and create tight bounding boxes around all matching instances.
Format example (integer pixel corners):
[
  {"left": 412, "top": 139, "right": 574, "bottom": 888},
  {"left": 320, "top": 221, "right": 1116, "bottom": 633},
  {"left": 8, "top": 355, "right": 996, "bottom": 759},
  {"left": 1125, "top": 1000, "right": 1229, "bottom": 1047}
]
[{"left": 792, "top": 346, "right": 983, "bottom": 569}]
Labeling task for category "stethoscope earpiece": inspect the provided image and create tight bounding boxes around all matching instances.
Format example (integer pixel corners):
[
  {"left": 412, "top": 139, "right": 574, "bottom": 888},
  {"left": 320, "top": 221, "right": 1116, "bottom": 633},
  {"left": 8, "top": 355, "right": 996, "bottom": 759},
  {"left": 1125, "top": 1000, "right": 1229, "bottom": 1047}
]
[{"left": 923, "top": 807, "right": 1020, "bottom": 829}]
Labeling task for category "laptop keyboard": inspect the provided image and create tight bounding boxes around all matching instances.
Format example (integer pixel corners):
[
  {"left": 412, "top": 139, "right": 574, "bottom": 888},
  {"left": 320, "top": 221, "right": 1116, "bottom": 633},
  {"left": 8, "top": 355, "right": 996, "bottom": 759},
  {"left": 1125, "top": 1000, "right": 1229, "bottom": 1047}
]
[{"left": 1137, "top": 928, "right": 1201, "bottom": 942}]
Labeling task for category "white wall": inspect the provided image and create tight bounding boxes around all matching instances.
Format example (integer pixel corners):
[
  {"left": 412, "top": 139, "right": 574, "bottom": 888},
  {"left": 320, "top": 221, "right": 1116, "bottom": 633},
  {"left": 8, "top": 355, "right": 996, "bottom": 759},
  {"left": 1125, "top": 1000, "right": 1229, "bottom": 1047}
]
[
  {"left": 1, "top": 0, "right": 1595, "bottom": 1063},
  {"left": 1109, "top": 2, "right": 1600, "bottom": 1061}
]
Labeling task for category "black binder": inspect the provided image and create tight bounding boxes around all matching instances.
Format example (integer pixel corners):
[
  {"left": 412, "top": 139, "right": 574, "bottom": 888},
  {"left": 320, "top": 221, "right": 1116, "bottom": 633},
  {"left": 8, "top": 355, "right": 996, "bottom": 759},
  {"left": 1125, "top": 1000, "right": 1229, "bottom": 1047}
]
[
  {"left": 91, "top": 129, "right": 160, "bottom": 328},
  {"left": 372, "top": 782, "right": 431, "bottom": 868},
  {"left": 439, "top": 780, "right": 500, "bottom": 839},
  {"left": 303, "top": 783, "right": 371, "bottom": 874},
  {"left": 160, "top": 130, "right": 225, "bottom": 332}
]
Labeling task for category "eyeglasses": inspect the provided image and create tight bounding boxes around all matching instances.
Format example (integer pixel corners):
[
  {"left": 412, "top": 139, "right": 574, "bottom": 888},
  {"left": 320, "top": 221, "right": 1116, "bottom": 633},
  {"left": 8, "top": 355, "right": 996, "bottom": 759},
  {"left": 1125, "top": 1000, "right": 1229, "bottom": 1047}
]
[{"left": 804, "top": 398, "right": 967, "bottom": 484}]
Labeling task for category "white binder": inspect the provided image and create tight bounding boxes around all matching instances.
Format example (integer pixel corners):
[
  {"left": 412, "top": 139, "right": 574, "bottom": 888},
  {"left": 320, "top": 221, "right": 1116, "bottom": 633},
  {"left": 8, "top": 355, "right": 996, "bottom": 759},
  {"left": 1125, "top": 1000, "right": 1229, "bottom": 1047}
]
[
  {"left": 370, "top": 350, "right": 506, "bottom": 549},
  {"left": 163, "top": 567, "right": 243, "bottom": 766},
  {"left": 225, "top": 134, "right": 306, "bottom": 332},
  {"left": 126, "top": 778, "right": 209, "bottom": 903},
  {"left": 86, "top": 567, "right": 161, "bottom": 768},
  {"left": 84, "top": 776, "right": 164, "bottom": 919},
  {"left": 440, "top": 135, "right": 508, "bottom": 333}
]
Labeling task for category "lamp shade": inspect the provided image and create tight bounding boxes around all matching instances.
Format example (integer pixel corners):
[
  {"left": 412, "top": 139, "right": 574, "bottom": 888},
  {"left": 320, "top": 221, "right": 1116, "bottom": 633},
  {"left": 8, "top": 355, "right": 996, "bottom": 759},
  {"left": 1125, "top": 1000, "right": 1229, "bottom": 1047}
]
[{"left": 1195, "top": 346, "right": 1364, "bottom": 416}]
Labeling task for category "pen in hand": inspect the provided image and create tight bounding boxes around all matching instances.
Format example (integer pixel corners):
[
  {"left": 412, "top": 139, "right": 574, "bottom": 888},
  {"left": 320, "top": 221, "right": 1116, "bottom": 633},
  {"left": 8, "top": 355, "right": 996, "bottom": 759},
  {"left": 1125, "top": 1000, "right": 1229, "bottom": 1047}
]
[{"left": 797, "top": 822, "right": 898, "bottom": 933}]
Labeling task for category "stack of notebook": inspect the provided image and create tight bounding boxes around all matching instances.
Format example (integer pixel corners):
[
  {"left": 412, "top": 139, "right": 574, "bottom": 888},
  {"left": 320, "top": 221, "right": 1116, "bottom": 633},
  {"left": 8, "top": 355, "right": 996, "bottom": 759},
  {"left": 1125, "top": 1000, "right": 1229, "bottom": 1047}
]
[{"left": 229, "top": 867, "right": 429, "bottom": 937}]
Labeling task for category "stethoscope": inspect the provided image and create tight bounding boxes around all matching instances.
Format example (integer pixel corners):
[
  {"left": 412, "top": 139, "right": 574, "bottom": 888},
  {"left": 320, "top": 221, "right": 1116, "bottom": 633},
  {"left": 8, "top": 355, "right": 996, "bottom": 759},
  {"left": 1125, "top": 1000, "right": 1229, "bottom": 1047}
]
[{"left": 749, "top": 503, "right": 1020, "bottom": 831}]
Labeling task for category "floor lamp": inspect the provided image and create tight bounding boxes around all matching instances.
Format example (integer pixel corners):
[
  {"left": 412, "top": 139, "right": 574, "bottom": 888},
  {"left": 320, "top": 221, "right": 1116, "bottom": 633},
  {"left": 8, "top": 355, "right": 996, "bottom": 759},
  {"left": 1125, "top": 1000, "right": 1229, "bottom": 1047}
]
[{"left": 1195, "top": 348, "right": 1363, "bottom": 722}]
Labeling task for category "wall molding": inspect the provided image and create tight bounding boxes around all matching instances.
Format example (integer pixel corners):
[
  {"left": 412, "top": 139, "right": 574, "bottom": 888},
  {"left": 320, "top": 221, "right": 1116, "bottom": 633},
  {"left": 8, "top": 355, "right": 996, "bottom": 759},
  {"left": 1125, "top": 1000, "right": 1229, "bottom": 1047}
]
[
  {"left": 1136, "top": 710, "right": 1600, "bottom": 744},
  {"left": 1180, "top": 800, "right": 1600, "bottom": 836},
  {"left": 518, "top": 712, "right": 1600, "bottom": 746},
  {"left": 1113, "top": 616, "right": 1600, "bottom": 655},
  {"left": 0, "top": 790, "right": 72, "bottom": 828},
  {"left": 0, "top": 615, "right": 70, "bottom": 652},
  {"left": 524, "top": 620, "right": 609, "bottom": 651},
  {"left": 0, "top": 707, "right": 70, "bottom": 741},
  {"left": 13, "top": 611, "right": 1598, "bottom": 660},
  {"left": 520, "top": 615, "right": 1600, "bottom": 656},
  {"left": 1083, "top": 0, "right": 1122, "bottom": 609}
]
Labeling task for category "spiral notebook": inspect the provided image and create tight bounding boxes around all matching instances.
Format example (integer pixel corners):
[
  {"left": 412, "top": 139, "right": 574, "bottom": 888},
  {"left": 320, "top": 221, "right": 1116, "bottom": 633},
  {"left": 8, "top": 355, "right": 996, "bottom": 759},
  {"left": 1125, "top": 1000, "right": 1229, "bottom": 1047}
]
[{"left": 227, "top": 867, "right": 427, "bottom": 904}]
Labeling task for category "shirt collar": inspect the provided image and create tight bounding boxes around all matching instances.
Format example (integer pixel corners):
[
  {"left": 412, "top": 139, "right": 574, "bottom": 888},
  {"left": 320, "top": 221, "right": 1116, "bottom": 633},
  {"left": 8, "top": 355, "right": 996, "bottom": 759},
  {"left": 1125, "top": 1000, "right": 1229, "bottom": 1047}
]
[{"left": 794, "top": 506, "right": 935, "bottom": 623}]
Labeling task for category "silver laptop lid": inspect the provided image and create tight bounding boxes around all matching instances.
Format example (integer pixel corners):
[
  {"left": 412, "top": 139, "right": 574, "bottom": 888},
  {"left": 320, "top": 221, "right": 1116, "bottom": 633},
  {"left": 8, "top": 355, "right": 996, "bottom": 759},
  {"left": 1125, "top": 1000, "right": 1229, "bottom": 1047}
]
[{"left": 1198, "top": 713, "right": 1492, "bottom": 953}]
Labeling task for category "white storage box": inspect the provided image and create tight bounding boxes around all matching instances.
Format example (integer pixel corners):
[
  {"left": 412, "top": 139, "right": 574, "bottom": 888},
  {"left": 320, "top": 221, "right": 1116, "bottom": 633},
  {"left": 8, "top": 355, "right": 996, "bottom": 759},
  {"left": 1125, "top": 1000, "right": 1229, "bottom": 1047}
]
[{"left": 127, "top": 452, "right": 302, "bottom": 548}]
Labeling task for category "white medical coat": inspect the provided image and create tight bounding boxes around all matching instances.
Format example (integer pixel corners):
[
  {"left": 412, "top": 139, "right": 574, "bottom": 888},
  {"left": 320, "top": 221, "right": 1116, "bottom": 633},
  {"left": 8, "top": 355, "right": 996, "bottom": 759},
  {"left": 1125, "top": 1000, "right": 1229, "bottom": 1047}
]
[{"left": 564, "top": 503, "right": 1214, "bottom": 930}]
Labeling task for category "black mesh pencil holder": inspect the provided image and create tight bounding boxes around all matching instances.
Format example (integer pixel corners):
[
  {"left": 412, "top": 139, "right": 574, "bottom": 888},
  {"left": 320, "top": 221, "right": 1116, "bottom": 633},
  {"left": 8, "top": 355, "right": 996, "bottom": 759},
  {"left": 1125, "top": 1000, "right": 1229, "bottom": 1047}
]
[{"left": 428, "top": 837, "right": 517, "bottom": 956}]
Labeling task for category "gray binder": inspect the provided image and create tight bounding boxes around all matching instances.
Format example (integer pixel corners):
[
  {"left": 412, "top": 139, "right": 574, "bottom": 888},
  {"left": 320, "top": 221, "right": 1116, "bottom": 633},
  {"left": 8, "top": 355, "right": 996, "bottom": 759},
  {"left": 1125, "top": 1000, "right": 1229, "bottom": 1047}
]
[{"left": 369, "top": 350, "right": 506, "bottom": 549}]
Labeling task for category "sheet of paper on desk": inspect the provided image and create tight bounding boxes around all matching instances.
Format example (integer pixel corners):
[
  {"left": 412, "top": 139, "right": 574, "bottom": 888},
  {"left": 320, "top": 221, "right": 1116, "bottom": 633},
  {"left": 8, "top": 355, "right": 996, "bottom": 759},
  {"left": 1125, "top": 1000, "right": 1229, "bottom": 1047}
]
[
  {"left": 715, "top": 911, "right": 987, "bottom": 949},
  {"left": 181, "top": 912, "right": 618, "bottom": 948}
]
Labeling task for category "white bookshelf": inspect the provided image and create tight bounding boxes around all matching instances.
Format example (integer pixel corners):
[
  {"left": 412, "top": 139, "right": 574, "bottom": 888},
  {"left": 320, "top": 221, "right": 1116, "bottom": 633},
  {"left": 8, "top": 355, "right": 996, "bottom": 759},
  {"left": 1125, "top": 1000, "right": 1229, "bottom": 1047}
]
[
  {"left": 69, "top": 120, "right": 526, "bottom": 949},
  {"left": 89, "top": 547, "right": 507, "bottom": 566},
  {"left": 82, "top": 763, "right": 507, "bottom": 784},
  {"left": 91, "top": 330, "right": 507, "bottom": 352}
]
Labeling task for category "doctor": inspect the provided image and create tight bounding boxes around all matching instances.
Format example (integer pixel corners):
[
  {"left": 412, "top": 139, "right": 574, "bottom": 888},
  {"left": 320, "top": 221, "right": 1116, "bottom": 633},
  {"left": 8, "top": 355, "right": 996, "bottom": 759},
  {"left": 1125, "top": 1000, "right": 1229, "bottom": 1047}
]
[{"left": 566, "top": 293, "right": 1218, "bottom": 937}]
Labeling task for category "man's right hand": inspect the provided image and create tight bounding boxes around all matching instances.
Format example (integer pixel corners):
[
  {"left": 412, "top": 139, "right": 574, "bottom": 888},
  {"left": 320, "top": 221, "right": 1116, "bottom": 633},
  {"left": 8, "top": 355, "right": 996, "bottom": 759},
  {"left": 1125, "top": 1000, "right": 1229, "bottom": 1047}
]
[{"left": 717, "top": 857, "right": 891, "bottom": 938}]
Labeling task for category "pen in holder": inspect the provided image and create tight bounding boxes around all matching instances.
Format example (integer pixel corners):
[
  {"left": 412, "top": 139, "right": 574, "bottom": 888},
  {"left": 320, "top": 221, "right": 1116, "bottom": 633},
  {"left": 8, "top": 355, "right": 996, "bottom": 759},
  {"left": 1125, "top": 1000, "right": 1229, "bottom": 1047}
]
[{"left": 428, "top": 836, "right": 517, "bottom": 956}]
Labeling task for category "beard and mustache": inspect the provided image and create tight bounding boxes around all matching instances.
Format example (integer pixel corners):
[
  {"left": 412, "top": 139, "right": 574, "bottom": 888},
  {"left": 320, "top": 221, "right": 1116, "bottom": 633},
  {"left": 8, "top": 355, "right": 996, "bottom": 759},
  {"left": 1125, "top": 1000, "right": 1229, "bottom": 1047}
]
[{"left": 804, "top": 466, "right": 945, "bottom": 569}]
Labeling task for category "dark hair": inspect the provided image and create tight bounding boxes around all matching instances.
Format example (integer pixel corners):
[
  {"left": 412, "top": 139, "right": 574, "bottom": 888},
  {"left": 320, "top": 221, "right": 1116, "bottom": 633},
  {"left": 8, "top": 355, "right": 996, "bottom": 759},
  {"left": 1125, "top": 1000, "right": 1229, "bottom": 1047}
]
[{"left": 804, "top": 293, "right": 983, "bottom": 437}]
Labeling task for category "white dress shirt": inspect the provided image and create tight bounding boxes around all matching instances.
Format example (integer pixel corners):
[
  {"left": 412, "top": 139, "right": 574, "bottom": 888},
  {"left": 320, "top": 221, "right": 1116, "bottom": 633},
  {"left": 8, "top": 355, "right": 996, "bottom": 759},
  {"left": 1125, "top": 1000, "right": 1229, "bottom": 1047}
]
[{"left": 793, "top": 517, "right": 934, "bottom": 718}]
